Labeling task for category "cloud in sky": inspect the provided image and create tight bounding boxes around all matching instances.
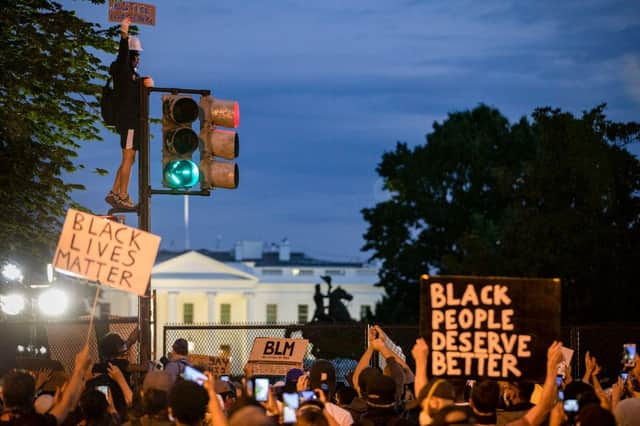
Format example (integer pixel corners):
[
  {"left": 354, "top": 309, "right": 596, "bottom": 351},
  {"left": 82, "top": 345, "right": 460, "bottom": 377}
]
[{"left": 62, "top": 0, "right": 639, "bottom": 260}]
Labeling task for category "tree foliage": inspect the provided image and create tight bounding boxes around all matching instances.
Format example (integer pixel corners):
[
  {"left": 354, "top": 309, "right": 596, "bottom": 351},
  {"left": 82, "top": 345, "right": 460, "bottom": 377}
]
[
  {"left": 363, "top": 104, "right": 640, "bottom": 324},
  {"left": 0, "top": 0, "right": 116, "bottom": 270}
]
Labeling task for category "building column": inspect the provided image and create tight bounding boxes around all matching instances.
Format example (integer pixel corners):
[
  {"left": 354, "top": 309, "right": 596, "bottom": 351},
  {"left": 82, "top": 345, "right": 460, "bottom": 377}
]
[
  {"left": 207, "top": 292, "right": 217, "bottom": 323},
  {"left": 244, "top": 291, "right": 255, "bottom": 323},
  {"left": 168, "top": 291, "right": 178, "bottom": 323}
]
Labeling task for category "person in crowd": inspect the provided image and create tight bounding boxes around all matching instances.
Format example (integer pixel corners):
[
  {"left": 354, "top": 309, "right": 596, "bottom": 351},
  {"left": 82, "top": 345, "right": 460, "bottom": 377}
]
[
  {"left": 416, "top": 379, "right": 457, "bottom": 425},
  {"left": 105, "top": 16, "right": 154, "bottom": 209},
  {"left": 306, "top": 359, "right": 353, "bottom": 426},
  {"left": 469, "top": 341, "right": 564, "bottom": 426},
  {"left": 283, "top": 368, "right": 305, "bottom": 395},
  {"left": 347, "top": 367, "right": 382, "bottom": 422},
  {"left": 215, "top": 379, "right": 238, "bottom": 414},
  {"left": 611, "top": 352, "right": 640, "bottom": 426},
  {"left": 124, "top": 370, "right": 173, "bottom": 425},
  {"left": 88, "top": 333, "right": 133, "bottom": 422},
  {"left": 353, "top": 326, "right": 414, "bottom": 400},
  {"left": 0, "top": 345, "right": 92, "bottom": 425},
  {"left": 353, "top": 373, "right": 414, "bottom": 426},
  {"left": 78, "top": 388, "right": 119, "bottom": 426},
  {"left": 496, "top": 381, "right": 534, "bottom": 425},
  {"left": 164, "top": 338, "right": 191, "bottom": 385},
  {"left": 168, "top": 379, "right": 209, "bottom": 426}
]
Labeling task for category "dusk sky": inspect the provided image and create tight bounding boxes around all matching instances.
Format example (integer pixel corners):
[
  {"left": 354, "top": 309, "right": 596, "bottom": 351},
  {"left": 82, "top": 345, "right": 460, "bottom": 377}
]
[{"left": 62, "top": 0, "right": 640, "bottom": 262}]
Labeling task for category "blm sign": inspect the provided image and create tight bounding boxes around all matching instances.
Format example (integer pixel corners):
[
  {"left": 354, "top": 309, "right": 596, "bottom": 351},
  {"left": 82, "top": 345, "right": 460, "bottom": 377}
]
[{"left": 419, "top": 275, "right": 560, "bottom": 380}]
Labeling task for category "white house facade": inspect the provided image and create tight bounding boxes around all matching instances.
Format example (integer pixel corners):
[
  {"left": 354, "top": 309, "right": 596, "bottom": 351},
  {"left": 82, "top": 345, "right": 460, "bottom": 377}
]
[{"left": 102, "top": 241, "right": 383, "bottom": 359}]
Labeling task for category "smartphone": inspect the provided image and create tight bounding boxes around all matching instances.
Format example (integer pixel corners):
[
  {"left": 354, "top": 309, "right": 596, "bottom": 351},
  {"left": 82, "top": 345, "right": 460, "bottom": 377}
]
[
  {"left": 96, "top": 385, "right": 109, "bottom": 397},
  {"left": 299, "top": 390, "right": 317, "bottom": 402},
  {"left": 623, "top": 343, "right": 636, "bottom": 366},
  {"left": 220, "top": 375, "right": 230, "bottom": 382},
  {"left": 181, "top": 366, "right": 207, "bottom": 385},
  {"left": 254, "top": 377, "right": 269, "bottom": 402},
  {"left": 282, "top": 392, "right": 299, "bottom": 423},
  {"left": 621, "top": 372, "right": 629, "bottom": 381},
  {"left": 245, "top": 378, "right": 253, "bottom": 397},
  {"left": 564, "top": 399, "right": 579, "bottom": 413},
  {"left": 556, "top": 375, "right": 563, "bottom": 387}
]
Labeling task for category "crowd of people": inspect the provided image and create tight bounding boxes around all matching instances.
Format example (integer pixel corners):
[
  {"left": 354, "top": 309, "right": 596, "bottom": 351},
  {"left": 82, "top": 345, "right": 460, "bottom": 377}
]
[{"left": 0, "top": 325, "right": 637, "bottom": 425}]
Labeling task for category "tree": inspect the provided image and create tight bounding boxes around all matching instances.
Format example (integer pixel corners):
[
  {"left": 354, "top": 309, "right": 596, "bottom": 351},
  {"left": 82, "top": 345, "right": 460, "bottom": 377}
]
[
  {"left": 362, "top": 104, "right": 640, "bottom": 324},
  {"left": 0, "top": 1, "right": 116, "bottom": 271}
]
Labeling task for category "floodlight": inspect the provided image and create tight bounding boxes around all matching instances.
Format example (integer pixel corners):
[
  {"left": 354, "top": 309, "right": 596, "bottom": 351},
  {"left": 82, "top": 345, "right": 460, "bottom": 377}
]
[
  {"left": 2, "top": 263, "right": 23, "bottom": 282},
  {"left": 38, "top": 288, "right": 68, "bottom": 316},
  {"left": 1, "top": 293, "right": 26, "bottom": 315}
]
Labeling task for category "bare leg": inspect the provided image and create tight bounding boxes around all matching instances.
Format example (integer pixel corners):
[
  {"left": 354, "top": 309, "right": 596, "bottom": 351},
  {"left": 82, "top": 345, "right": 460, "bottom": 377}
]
[{"left": 118, "top": 148, "right": 137, "bottom": 199}]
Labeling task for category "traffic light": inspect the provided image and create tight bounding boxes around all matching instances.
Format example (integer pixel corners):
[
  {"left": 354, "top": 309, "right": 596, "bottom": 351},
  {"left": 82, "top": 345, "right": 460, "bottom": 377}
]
[
  {"left": 161, "top": 95, "right": 200, "bottom": 189},
  {"left": 198, "top": 96, "right": 240, "bottom": 190}
]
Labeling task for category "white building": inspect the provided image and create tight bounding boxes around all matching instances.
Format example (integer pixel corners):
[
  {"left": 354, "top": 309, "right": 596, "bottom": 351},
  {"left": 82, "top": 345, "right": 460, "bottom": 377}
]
[{"left": 103, "top": 241, "right": 383, "bottom": 359}]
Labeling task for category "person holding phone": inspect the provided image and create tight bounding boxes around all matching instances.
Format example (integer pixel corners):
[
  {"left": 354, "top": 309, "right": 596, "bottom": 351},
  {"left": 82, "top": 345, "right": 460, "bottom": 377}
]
[{"left": 164, "top": 338, "right": 192, "bottom": 385}]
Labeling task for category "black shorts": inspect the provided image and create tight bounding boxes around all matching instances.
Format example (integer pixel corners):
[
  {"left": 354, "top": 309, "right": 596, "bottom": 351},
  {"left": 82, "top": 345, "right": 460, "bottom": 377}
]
[{"left": 119, "top": 128, "right": 140, "bottom": 151}]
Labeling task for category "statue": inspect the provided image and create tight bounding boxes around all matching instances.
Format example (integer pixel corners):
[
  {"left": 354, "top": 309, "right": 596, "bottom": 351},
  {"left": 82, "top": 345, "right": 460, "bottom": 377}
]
[
  {"left": 310, "top": 275, "right": 353, "bottom": 323},
  {"left": 286, "top": 275, "right": 360, "bottom": 359}
]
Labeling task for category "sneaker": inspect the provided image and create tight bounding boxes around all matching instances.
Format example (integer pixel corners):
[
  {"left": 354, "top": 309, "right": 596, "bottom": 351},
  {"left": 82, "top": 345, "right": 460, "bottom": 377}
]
[
  {"left": 117, "top": 195, "right": 137, "bottom": 209},
  {"left": 105, "top": 191, "right": 119, "bottom": 208}
]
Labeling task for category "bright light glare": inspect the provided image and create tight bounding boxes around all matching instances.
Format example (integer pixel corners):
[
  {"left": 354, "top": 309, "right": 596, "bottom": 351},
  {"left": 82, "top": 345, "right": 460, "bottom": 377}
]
[
  {"left": 1, "top": 294, "right": 26, "bottom": 315},
  {"left": 2, "top": 263, "right": 23, "bottom": 282},
  {"left": 38, "top": 289, "right": 68, "bottom": 316}
]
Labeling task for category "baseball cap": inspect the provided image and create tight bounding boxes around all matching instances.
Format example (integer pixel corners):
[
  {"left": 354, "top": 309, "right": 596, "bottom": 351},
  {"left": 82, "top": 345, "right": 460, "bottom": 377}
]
[{"left": 365, "top": 374, "right": 397, "bottom": 407}]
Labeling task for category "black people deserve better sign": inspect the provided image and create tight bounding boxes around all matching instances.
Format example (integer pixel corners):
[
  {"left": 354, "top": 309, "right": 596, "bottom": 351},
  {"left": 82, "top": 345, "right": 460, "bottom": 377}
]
[{"left": 419, "top": 275, "right": 560, "bottom": 380}]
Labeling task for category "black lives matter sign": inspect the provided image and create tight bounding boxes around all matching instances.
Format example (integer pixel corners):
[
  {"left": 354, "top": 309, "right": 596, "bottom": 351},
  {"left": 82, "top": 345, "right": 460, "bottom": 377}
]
[{"left": 419, "top": 275, "right": 560, "bottom": 380}]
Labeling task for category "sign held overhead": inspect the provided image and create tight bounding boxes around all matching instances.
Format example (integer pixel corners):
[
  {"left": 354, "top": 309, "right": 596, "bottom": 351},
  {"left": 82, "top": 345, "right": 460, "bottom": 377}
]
[
  {"left": 108, "top": 1, "right": 156, "bottom": 26},
  {"left": 52, "top": 209, "right": 161, "bottom": 296},
  {"left": 419, "top": 275, "right": 560, "bottom": 381}
]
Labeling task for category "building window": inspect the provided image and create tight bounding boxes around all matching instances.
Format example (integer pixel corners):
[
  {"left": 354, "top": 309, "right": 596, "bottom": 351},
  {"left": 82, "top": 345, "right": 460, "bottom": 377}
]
[
  {"left": 360, "top": 305, "right": 372, "bottom": 321},
  {"left": 324, "top": 269, "right": 346, "bottom": 276},
  {"left": 220, "top": 303, "right": 231, "bottom": 324},
  {"left": 183, "top": 303, "right": 194, "bottom": 324},
  {"left": 292, "top": 269, "right": 314, "bottom": 276},
  {"left": 266, "top": 304, "right": 278, "bottom": 324},
  {"left": 298, "top": 304, "right": 308, "bottom": 323},
  {"left": 263, "top": 269, "right": 283, "bottom": 276}
]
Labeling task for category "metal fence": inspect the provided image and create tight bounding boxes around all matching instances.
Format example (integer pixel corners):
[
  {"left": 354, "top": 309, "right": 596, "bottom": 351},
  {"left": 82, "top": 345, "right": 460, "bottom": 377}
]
[
  {"left": 1, "top": 317, "right": 140, "bottom": 376},
  {"left": 163, "top": 322, "right": 369, "bottom": 382},
  {"left": 163, "top": 322, "right": 640, "bottom": 384}
]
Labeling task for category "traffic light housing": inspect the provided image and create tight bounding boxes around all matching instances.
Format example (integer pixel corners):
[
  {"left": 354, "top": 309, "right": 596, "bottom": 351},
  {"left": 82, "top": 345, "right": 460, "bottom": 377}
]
[
  {"left": 198, "top": 96, "right": 240, "bottom": 190},
  {"left": 161, "top": 95, "right": 200, "bottom": 189}
]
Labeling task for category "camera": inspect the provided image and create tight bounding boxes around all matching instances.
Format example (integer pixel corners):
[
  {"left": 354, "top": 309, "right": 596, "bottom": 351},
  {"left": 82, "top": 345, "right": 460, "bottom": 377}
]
[{"left": 181, "top": 366, "right": 207, "bottom": 386}]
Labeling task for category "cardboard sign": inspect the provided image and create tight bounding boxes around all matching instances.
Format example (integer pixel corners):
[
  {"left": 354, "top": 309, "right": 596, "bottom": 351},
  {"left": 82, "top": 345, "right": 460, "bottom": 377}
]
[
  {"left": 250, "top": 362, "right": 303, "bottom": 377},
  {"left": 249, "top": 337, "right": 308, "bottom": 363},
  {"left": 52, "top": 209, "right": 161, "bottom": 296},
  {"left": 188, "top": 354, "right": 230, "bottom": 376},
  {"left": 109, "top": 1, "right": 156, "bottom": 26},
  {"left": 419, "top": 275, "right": 560, "bottom": 380}
]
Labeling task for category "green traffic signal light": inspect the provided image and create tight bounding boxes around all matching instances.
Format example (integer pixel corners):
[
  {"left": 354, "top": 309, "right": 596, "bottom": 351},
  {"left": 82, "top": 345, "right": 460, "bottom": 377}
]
[{"left": 163, "top": 159, "right": 200, "bottom": 188}]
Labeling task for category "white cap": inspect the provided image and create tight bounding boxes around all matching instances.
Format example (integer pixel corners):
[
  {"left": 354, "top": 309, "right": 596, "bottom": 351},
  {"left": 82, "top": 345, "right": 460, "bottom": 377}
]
[{"left": 128, "top": 35, "right": 143, "bottom": 52}]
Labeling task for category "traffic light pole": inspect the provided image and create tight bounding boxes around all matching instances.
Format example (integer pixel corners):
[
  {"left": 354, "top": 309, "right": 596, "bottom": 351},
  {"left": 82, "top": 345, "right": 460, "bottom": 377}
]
[{"left": 138, "top": 84, "right": 151, "bottom": 365}]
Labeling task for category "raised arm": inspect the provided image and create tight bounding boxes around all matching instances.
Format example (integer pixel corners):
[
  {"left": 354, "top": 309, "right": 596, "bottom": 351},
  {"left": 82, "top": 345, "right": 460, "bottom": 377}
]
[
  {"left": 352, "top": 326, "right": 377, "bottom": 396},
  {"left": 519, "top": 341, "right": 563, "bottom": 426},
  {"left": 373, "top": 325, "right": 416, "bottom": 384},
  {"left": 411, "top": 337, "right": 429, "bottom": 396}
]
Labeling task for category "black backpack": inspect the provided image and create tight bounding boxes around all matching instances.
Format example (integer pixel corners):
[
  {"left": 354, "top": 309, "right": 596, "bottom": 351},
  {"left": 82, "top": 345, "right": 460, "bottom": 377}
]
[{"left": 100, "top": 76, "right": 116, "bottom": 127}]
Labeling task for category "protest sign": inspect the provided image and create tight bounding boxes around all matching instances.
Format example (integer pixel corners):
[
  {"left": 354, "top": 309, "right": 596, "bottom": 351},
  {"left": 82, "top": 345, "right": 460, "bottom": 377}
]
[
  {"left": 109, "top": 1, "right": 156, "bottom": 26},
  {"left": 52, "top": 209, "right": 161, "bottom": 296},
  {"left": 419, "top": 275, "right": 560, "bottom": 380},
  {"left": 188, "top": 354, "right": 230, "bottom": 376},
  {"left": 248, "top": 337, "right": 308, "bottom": 376}
]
